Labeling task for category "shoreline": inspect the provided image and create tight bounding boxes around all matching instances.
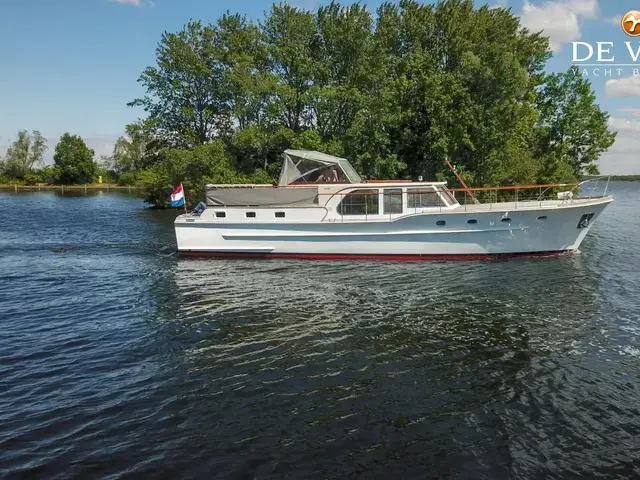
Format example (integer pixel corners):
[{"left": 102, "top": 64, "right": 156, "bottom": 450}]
[{"left": 0, "top": 184, "right": 141, "bottom": 192}]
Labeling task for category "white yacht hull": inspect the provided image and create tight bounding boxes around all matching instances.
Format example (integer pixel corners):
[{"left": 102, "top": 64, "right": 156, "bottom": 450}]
[{"left": 174, "top": 198, "right": 612, "bottom": 260}]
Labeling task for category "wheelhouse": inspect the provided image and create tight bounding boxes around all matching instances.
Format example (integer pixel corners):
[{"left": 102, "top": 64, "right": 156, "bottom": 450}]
[{"left": 326, "top": 184, "right": 460, "bottom": 219}]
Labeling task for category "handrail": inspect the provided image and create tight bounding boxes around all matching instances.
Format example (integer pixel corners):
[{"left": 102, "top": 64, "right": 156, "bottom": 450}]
[
  {"left": 309, "top": 183, "right": 581, "bottom": 194},
  {"left": 450, "top": 183, "right": 578, "bottom": 193},
  {"left": 204, "top": 182, "right": 613, "bottom": 211},
  {"left": 572, "top": 176, "right": 612, "bottom": 200}
]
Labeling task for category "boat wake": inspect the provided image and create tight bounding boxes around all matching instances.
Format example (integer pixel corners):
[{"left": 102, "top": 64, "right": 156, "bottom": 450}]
[{"left": 0, "top": 242, "right": 178, "bottom": 257}]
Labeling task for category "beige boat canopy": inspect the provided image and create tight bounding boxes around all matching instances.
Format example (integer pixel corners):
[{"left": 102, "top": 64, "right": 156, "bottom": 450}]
[
  {"left": 278, "top": 149, "right": 362, "bottom": 186},
  {"left": 204, "top": 150, "right": 362, "bottom": 206}
]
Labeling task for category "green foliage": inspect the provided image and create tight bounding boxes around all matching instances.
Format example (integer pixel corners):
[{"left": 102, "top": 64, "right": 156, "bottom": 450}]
[
  {"left": 263, "top": 4, "right": 318, "bottom": 131},
  {"left": 110, "top": 119, "right": 161, "bottom": 174},
  {"left": 120, "top": 0, "right": 616, "bottom": 206},
  {"left": 100, "top": 119, "right": 165, "bottom": 188},
  {"left": 141, "top": 141, "right": 251, "bottom": 207},
  {"left": 217, "top": 13, "right": 276, "bottom": 129},
  {"left": 128, "top": 21, "right": 231, "bottom": 147},
  {"left": 41, "top": 166, "right": 56, "bottom": 184},
  {"left": 2, "top": 130, "right": 47, "bottom": 180},
  {"left": 117, "top": 171, "right": 139, "bottom": 186},
  {"left": 52, "top": 134, "right": 98, "bottom": 185},
  {"left": 536, "top": 67, "right": 616, "bottom": 180}
]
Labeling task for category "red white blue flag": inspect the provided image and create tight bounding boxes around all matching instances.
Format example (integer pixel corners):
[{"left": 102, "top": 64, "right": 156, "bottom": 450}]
[{"left": 170, "top": 184, "right": 185, "bottom": 208}]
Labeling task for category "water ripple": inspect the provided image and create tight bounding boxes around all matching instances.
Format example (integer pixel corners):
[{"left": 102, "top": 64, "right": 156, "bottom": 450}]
[{"left": 1, "top": 185, "right": 640, "bottom": 478}]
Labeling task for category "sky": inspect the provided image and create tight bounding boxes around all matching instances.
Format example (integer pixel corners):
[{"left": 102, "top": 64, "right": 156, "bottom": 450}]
[{"left": 1, "top": 0, "right": 639, "bottom": 174}]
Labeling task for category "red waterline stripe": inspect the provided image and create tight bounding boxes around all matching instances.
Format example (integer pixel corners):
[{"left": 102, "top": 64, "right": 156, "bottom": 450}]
[{"left": 178, "top": 250, "right": 569, "bottom": 262}]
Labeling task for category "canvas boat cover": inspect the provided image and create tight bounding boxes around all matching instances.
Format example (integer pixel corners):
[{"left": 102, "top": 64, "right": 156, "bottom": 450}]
[
  {"left": 206, "top": 185, "right": 318, "bottom": 207},
  {"left": 204, "top": 150, "right": 361, "bottom": 206},
  {"left": 278, "top": 150, "right": 362, "bottom": 186}
]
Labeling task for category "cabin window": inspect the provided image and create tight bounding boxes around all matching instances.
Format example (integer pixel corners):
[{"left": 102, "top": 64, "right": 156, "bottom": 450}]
[
  {"left": 436, "top": 220, "right": 446, "bottom": 226},
  {"left": 383, "top": 189, "right": 403, "bottom": 214},
  {"left": 407, "top": 188, "right": 444, "bottom": 208},
  {"left": 537, "top": 216, "right": 547, "bottom": 221},
  {"left": 215, "top": 211, "right": 226, "bottom": 218},
  {"left": 467, "top": 219, "right": 478, "bottom": 225},
  {"left": 337, "top": 189, "right": 379, "bottom": 216},
  {"left": 501, "top": 218, "right": 511, "bottom": 223},
  {"left": 275, "top": 212, "right": 286, "bottom": 218},
  {"left": 246, "top": 212, "right": 256, "bottom": 218}
]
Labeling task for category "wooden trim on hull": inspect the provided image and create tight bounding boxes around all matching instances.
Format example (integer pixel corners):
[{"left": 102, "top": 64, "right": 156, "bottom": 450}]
[{"left": 178, "top": 250, "right": 570, "bottom": 262}]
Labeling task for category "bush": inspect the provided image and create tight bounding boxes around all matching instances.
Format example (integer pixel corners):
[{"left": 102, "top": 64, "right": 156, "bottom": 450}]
[
  {"left": 249, "top": 169, "right": 275, "bottom": 185},
  {"left": 23, "top": 171, "right": 43, "bottom": 186},
  {"left": 141, "top": 141, "right": 275, "bottom": 208},
  {"left": 118, "top": 171, "right": 139, "bottom": 186},
  {"left": 139, "top": 168, "right": 173, "bottom": 207}
]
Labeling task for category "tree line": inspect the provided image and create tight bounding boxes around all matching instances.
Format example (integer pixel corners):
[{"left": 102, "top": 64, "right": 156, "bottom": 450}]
[
  {"left": 0, "top": 131, "right": 101, "bottom": 185},
  {"left": 2, "top": 1, "right": 616, "bottom": 207}
]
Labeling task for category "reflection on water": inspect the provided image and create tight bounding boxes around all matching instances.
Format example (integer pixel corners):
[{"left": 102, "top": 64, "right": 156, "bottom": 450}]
[{"left": 1, "top": 185, "right": 640, "bottom": 478}]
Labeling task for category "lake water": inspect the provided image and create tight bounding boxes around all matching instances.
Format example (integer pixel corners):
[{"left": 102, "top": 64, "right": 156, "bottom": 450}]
[{"left": 1, "top": 183, "right": 640, "bottom": 478}]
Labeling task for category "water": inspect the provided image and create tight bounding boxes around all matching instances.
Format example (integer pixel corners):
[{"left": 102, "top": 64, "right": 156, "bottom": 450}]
[{"left": 1, "top": 184, "right": 639, "bottom": 479}]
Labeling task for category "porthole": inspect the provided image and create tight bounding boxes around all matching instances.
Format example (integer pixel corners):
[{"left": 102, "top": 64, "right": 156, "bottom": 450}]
[
  {"left": 246, "top": 212, "right": 256, "bottom": 218},
  {"left": 275, "top": 212, "right": 285, "bottom": 218},
  {"left": 215, "top": 211, "right": 226, "bottom": 218},
  {"left": 436, "top": 220, "right": 446, "bottom": 226},
  {"left": 467, "top": 219, "right": 478, "bottom": 225},
  {"left": 501, "top": 217, "right": 511, "bottom": 223},
  {"left": 537, "top": 216, "right": 547, "bottom": 221}
]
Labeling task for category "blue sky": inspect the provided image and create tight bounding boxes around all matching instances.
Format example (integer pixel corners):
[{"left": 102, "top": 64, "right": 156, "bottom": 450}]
[{"left": 1, "top": 0, "right": 639, "bottom": 174}]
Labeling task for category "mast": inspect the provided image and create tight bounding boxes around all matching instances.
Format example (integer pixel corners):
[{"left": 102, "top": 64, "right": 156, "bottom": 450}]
[{"left": 445, "top": 157, "right": 479, "bottom": 204}]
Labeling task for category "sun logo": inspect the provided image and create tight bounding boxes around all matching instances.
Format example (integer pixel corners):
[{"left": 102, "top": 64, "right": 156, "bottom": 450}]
[{"left": 622, "top": 11, "right": 640, "bottom": 36}]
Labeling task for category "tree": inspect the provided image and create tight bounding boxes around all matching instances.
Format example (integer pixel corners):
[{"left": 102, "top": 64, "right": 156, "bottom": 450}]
[
  {"left": 129, "top": 21, "right": 231, "bottom": 147},
  {"left": 366, "top": 0, "right": 553, "bottom": 185},
  {"left": 311, "top": 3, "right": 375, "bottom": 140},
  {"left": 2, "top": 130, "right": 47, "bottom": 180},
  {"left": 53, "top": 134, "right": 98, "bottom": 184},
  {"left": 140, "top": 141, "right": 270, "bottom": 207},
  {"left": 536, "top": 68, "right": 616, "bottom": 179},
  {"left": 108, "top": 119, "right": 163, "bottom": 174},
  {"left": 262, "top": 4, "right": 317, "bottom": 131},
  {"left": 128, "top": 1, "right": 616, "bottom": 202},
  {"left": 216, "top": 13, "right": 276, "bottom": 130}
]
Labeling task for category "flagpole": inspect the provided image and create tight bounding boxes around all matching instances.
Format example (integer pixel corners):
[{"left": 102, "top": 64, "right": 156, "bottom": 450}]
[{"left": 182, "top": 183, "right": 187, "bottom": 214}]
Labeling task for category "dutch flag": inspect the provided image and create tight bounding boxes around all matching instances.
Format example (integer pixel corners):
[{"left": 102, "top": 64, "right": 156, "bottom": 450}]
[{"left": 170, "top": 183, "right": 185, "bottom": 208}]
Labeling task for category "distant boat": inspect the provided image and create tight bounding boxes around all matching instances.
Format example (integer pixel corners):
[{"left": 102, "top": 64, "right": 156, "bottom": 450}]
[{"left": 174, "top": 150, "right": 612, "bottom": 261}]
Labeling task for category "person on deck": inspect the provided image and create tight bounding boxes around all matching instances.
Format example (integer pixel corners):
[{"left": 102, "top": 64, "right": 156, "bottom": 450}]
[{"left": 317, "top": 168, "right": 339, "bottom": 183}]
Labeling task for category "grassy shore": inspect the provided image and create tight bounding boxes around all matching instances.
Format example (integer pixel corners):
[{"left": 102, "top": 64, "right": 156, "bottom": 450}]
[{"left": 0, "top": 183, "right": 141, "bottom": 191}]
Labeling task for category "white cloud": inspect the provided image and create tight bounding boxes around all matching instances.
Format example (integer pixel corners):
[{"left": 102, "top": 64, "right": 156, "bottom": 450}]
[
  {"left": 605, "top": 16, "right": 621, "bottom": 26},
  {"left": 109, "top": 0, "right": 142, "bottom": 6},
  {"left": 609, "top": 116, "right": 640, "bottom": 133},
  {"left": 599, "top": 133, "right": 640, "bottom": 174},
  {"left": 608, "top": 132, "right": 640, "bottom": 153},
  {"left": 564, "top": 0, "right": 598, "bottom": 18},
  {"left": 490, "top": 0, "right": 508, "bottom": 9},
  {"left": 618, "top": 107, "right": 640, "bottom": 117},
  {"left": 605, "top": 76, "right": 640, "bottom": 97},
  {"left": 519, "top": 0, "right": 598, "bottom": 52},
  {"left": 598, "top": 118, "right": 640, "bottom": 174}
]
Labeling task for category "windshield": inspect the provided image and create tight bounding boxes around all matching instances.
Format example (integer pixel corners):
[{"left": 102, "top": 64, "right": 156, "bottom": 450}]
[{"left": 439, "top": 187, "right": 459, "bottom": 206}]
